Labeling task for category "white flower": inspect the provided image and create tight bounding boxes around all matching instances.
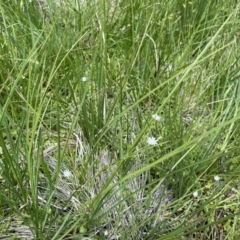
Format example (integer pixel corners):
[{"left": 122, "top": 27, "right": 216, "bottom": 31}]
[
  {"left": 214, "top": 176, "right": 220, "bottom": 181},
  {"left": 81, "top": 77, "right": 88, "bottom": 82},
  {"left": 63, "top": 169, "right": 72, "bottom": 178},
  {"left": 120, "top": 26, "right": 126, "bottom": 31},
  {"left": 152, "top": 114, "right": 161, "bottom": 121},
  {"left": 147, "top": 137, "right": 158, "bottom": 146},
  {"left": 193, "top": 191, "right": 198, "bottom": 198}
]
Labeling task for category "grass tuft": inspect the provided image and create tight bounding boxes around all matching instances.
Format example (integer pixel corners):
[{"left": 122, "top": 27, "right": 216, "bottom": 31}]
[{"left": 1, "top": 0, "right": 240, "bottom": 239}]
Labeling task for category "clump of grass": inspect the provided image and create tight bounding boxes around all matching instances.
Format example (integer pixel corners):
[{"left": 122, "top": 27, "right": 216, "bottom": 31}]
[{"left": 0, "top": 0, "right": 240, "bottom": 239}]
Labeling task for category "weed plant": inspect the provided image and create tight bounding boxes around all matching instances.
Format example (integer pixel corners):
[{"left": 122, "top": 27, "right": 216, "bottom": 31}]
[{"left": 0, "top": 0, "right": 240, "bottom": 239}]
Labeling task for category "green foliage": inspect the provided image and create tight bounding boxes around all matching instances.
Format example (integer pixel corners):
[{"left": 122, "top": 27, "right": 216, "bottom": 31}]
[{"left": 0, "top": 0, "right": 240, "bottom": 239}]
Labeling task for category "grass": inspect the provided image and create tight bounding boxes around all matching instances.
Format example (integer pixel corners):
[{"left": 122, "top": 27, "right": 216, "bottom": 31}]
[{"left": 0, "top": 0, "right": 240, "bottom": 239}]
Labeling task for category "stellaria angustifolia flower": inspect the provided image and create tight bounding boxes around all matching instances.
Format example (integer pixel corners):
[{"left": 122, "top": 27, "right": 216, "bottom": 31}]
[
  {"left": 147, "top": 137, "right": 158, "bottom": 146},
  {"left": 63, "top": 169, "right": 73, "bottom": 178},
  {"left": 193, "top": 191, "right": 198, "bottom": 198},
  {"left": 152, "top": 114, "right": 161, "bottom": 121},
  {"left": 81, "top": 76, "right": 88, "bottom": 82},
  {"left": 214, "top": 175, "right": 220, "bottom": 181}
]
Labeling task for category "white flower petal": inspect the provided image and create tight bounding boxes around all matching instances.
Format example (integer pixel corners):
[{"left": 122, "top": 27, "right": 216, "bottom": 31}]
[
  {"left": 193, "top": 191, "right": 198, "bottom": 198},
  {"left": 63, "top": 169, "right": 72, "bottom": 178},
  {"left": 81, "top": 77, "right": 88, "bottom": 82},
  {"left": 147, "top": 137, "right": 158, "bottom": 146},
  {"left": 152, "top": 114, "right": 161, "bottom": 121},
  {"left": 214, "top": 176, "right": 220, "bottom": 181}
]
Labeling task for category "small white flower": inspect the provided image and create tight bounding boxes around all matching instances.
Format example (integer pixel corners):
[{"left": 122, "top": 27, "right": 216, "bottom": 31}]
[
  {"left": 214, "top": 176, "right": 220, "bottom": 181},
  {"left": 193, "top": 191, "right": 198, "bottom": 198},
  {"left": 81, "top": 77, "right": 88, "bottom": 82},
  {"left": 120, "top": 26, "right": 126, "bottom": 31},
  {"left": 63, "top": 169, "right": 72, "bottom": 178},
  {"left": 152, "top": 114, "right": 161, "bottom": 121},
  {"left": 104, "top": 230, "right": 109, "bottom": 236},
  {"left": 147, "top": 137, "right": 158, "bottom": 146}
]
